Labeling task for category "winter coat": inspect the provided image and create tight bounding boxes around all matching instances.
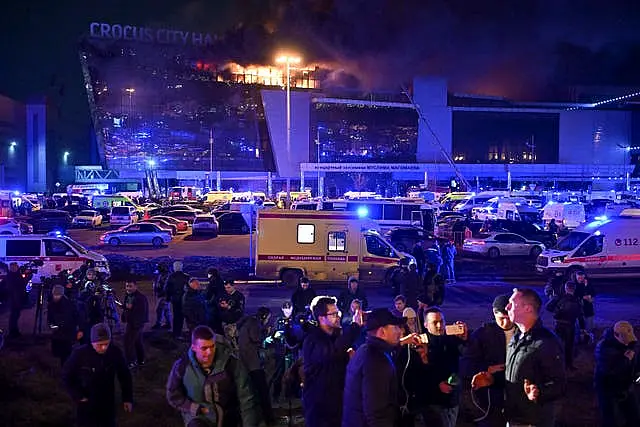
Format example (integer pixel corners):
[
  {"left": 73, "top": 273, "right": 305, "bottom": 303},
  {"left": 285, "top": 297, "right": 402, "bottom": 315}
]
[
  {"left": 501, "top": 320, "right": 566, "bottom": 426},
  {"left": 217, "top": 290, "right": 245, "bottom": 324},
  {"left": 545, "top": 294, "right": 582, "bottom": 326},
  {"left": 237, "top": 315, "right": 265, "bottom": 372},
  {"left": 166, "top": 338, "right": 261, "bottom": 427},
  {"left": 342, "top": 336, "right": 399, "bottom": 427},
  {"left": 166, "top": 271, "right": 190, "bottom": 304},
  {"left": 574, "top": 281, "right": 596, "bottom": 317},
  {"left": 153, "top": 272, "right": 169, "bottom": 298},
  {"left": 423, "top": 270, "right": 445, "bottom": 306},
  {"left": 594, "top": 328, "right": 639, "bottom": 395},
  {"left": 460, "top": 322, "right": 513, "bottom": 414},
  {"left": 62, "top": 343, "right": 133, "bottom": 417},
  {"left": 291, "top": 286, "right": 317, "bottom": 315},
  {"left": 337, "top": 287, "right": 369, "bottom": 313},
  {"left": 122, "top": 290, "right": 149, "bottom": 329},
  {"left": 302, "top": 323, "right": 363, "bottom": 427},
  {"left": 421, "top": 333, "right": 466, "bottom": 408},
  {"left": 6, "top": 271, "right": 26, "bottom": 310},
  {"left": 182, "top": 287, "right": 208, "bottom": 326},
  {"left": 47, "top": 295, "right": 79, "bottom": 341}
]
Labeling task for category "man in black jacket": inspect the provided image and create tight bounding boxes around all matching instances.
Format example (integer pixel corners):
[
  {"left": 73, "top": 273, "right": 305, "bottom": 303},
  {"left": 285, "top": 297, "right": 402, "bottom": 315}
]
[
  {"left": 122, "top": 280, "right": 149, "bottom": 369},
  {"left": 291, "top": 277, "right": 316, "bottom": 315},
  {"left": 463, "top": 294, "right": 516, "bottom": 427},
  {"left": 217, "top": 280, "right": 245, "bottom": 348},
  {"left": 48, "top": 285, "right": 81, "bottom": 366},
  {"left": 166, "top": 261, "right": 190, "bottom": 340},
  {"left": 342, "top": 308, "right": 408, "bottom": 427},
  {"left": 337, "top": 276, "right": 368, "bottom": 313},
  {"left": 545, "top": 281, "right": 582, "bottom": 369},
  {"left": 6, "top": 262, "right": 27, "bottom": 338},
  {"left": 594, "top": 321, "right": 639, "bottom": 426},
  {"left": 303, "top": 296, "right": 364, "bottom": 427},
  {"left": 474, "top": 288, "right": 565, "bottom": 427},
  {"left": 62, "top": 323, "right": 133, "bottom": 427}
]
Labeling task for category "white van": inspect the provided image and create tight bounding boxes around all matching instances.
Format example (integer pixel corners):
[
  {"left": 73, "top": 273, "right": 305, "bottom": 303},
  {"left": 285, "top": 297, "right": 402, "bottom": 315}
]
[
  {"left": 110, "top": 206, "right": 139, "bottom": 227},
  {"left": 0, "top": 235, "right": 109, "bottom": 283},
  {"left": 453, "top": 191, "right": 509, "bottom": 214},
  {"left": 542, "top": 202, "right": 586, "bottom": 229},
  {"left": 536, "top": 209, "right": 640, "bottom": 278}
]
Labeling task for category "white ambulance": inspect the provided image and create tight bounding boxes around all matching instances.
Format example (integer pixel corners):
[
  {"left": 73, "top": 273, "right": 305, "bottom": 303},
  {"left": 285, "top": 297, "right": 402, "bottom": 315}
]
[
  {"left": 255, "top": 210, "right": 412, "bottom": 286},
  {"left": 542, "top": 201, "right": 586, "bottom": 229},
  {"left": 536, "top": 209, "right": 640, "bottom": 278}
]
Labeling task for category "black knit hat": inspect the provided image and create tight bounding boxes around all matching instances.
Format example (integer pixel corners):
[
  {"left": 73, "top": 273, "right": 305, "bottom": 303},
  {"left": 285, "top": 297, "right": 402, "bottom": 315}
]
[{"left": 492, "top": 294, "right": 510, "bottom": 314}]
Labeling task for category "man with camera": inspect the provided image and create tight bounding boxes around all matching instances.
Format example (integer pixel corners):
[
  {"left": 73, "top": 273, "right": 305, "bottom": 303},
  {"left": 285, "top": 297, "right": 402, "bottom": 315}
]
[{"left": 302, "top": 296, "right": 364, "bottom": 427}]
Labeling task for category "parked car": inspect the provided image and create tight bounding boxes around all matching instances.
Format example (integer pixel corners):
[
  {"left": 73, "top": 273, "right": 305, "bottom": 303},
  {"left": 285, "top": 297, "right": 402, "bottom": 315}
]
[
  {"left": 165, "top": 210, "right": 199, "bottom": 224},
  {"left": 384, "top": 226, "right": 431, "bottom": 252},
  {"left": 110, "top": 206, "right": 138, "bottom": 227},
  {"left": 491, "top": 219, "right": 557, "bottom": 248},
  {"left": 59, "top": 204, "right": 92, "bottom": 218},
  {"left": 143, "top": 217, "right": 178, "bottom": 235},
  {"left": 0, "top": 222, "right": 22, "bottom": 235},
  {"left": 71, "top": 210, "right": 103, "bottom": 228},
  {"left": 216, "top": 212, "right": 250, "bottom": 234},
  {"left": 26, "top": 209, "right": 72, "bottom": 233},
  {"left": 192, "top": 215, "right": 219, "bottom": 236},
  {"left": 463, "top": 232, "right": 545, "bottom": 259},
  {"left": 100, "top": 223, "right": 172, "bottom": 247},
  {"left": 151, "top": 215, "right": 189, "bottom": 232},
  {"left": 161, "top": 205, "right": 202, "bottom": 215}
]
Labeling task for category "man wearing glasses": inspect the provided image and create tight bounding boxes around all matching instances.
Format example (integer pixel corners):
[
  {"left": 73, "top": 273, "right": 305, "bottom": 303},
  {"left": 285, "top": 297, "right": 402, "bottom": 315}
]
[
  {"left": 303, "top": 296, "right": 364, "bottom": 427},
  {"left": 472, "top": 288, "right": 566, "bottom": 427}
]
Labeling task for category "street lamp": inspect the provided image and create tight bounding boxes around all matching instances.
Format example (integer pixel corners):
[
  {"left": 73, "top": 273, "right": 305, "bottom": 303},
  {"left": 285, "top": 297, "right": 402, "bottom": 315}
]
[
  {"left": 275, "top": 53, "right": 302, "bottom": 204},
  {"left": 63, "top": 151, "right": 70, "bottom": 163}
]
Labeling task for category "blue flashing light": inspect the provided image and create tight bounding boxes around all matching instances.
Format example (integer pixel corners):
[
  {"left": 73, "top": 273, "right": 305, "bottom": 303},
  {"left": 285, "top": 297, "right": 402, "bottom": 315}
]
[
  {"left": 594, "top": 215, "right": 608, "bottom": 221},
  {"left": 13, "top": 190, "right": 20, "bottom": 196},
  {"left": 357, "top": 206, "right": 369, "bottom": 218}
]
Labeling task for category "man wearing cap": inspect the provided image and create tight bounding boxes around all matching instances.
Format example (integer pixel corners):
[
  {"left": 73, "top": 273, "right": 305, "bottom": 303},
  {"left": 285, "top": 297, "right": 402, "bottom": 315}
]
[
  {"left": 48, "top": 285, "right": 81, "bottom": 366},
  {"left": 462, "top": 295, "right": 516, "bottom": 427},
  {"left": 342, "top": 308, "right": 420, "bottom": 427},
  {"left": 594, "top": 320, "right": 639, "bottom": 426},
  {"left": 62, "top": 323, "right": 133, "bottom": 427}
]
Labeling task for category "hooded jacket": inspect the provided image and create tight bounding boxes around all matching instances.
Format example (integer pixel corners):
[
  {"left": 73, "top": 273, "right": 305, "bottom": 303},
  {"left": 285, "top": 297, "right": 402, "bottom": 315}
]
[
  {"left": 166, "top": 338, "right": 261, "bottom": 427},
  {"left": 594, "top": 328, "right": 639, "bottom": 394},
  {"left": 291, "top": 286, "right": 317, "bottom": 314}
]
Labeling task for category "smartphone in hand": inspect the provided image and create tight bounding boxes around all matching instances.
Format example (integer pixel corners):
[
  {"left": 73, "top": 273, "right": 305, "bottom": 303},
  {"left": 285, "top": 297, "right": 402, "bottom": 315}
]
[{"left": 445, "top": 324, "right": 465, "bottom": 336}]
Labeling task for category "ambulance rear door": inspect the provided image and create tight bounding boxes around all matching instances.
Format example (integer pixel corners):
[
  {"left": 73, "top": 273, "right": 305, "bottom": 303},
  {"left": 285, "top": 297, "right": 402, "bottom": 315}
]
[{"left": 322, "top": 223, "right": 358, "bottom": 282}]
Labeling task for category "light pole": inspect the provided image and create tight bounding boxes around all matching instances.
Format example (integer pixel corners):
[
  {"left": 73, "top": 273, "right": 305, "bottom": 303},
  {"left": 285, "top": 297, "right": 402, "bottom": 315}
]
[
  {"left": 275, "top": 53, "right": 301, "bottom": 205},
  {"left": 209, "top": 128, "right": 214, "bottom": 191}
]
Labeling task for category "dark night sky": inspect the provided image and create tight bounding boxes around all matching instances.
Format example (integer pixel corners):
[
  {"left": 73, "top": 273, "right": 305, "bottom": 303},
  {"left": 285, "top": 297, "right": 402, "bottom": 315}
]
[{"left": 1, "top": 0, "right": 640, "bottom": 164}]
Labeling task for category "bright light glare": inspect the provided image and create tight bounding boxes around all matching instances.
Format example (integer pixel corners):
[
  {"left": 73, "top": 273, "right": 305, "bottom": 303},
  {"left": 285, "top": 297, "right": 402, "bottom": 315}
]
[
  {"left": 357, "top": 206, "right": 368, "bottom": 218},
  {"left": 275, "top": 54, "right": 302, "bottom": 64},
  {"left": 147, "top": 159, "right": 156, "bottom": 167}
]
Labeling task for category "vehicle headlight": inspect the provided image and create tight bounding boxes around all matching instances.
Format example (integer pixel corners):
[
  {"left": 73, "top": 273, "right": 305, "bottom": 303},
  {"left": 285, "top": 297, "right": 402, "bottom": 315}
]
[{"left": 551, "top": 256, "right": 566, "bottom": 264}]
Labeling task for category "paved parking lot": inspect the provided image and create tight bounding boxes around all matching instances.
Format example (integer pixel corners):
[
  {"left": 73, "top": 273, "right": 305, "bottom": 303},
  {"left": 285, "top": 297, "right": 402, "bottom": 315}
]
[{"left": 67, "top": 227, "right": 253, "bottom": 259}]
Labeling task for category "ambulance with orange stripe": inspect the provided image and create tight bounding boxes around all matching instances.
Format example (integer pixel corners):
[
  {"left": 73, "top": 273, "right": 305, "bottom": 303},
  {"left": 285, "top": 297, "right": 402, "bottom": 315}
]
[
  {"left": 536, "top": 208, "right": 640, "bottom": 278},
  {"left": 255, "top": 210, "right": 414, "bottom": 286}
]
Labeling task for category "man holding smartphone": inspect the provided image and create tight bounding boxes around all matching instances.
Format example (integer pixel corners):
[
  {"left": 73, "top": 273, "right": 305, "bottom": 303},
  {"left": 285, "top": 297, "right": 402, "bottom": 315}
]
[{"left": 419, "top": 307, "right": 468, "bottom": 427}]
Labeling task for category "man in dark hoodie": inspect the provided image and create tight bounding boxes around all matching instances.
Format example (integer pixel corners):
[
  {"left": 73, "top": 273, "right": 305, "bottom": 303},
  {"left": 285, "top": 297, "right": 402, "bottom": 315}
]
[
  {"left": 182, "top": 278, "right": 208, "bottom": 336},
  {"left": 303, "top": 296, "right": 364, "bottom": 427},
  {"left": 337, "top": 276, "right": 368, "bottom": 314},
  {"left": 122, "top": 280, "right": 149, "bottom": 369},
  {"left": 463, "top": 295, "right": 517, "bottom": 427},
  {"left": 545, "top": 281, "right": 582, "bottom": 369},
  {"left": 594, "top": 321, "right": 639, "bottom": 426},
  {"left": 291, "top": 277, "right": 316, "bottom": 315},
  {"left": 166, "top": 261, "right": 190, "bottom": 340},
  {"left": 62, "top": 323, "right": 133, "bottom": 427},
  {"left": 238, "top": 307, "right": 275, "bottom": 425},
  {"left": 48, "top": 285, "right": 81, "bottom": 366},
  {"left": 166, "top": 325, "right": 262, "bottom": 427}
]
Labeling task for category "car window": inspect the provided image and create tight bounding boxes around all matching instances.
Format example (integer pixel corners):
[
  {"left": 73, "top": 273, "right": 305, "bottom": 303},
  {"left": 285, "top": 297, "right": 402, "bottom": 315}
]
[
  {"left": 6, "top": 239, "right": 41, "bottom": 257},
  {"left": 494, "top": 234, "right": 513, "bottom": 243},
  {"left": 112, "top": 207, "right": 129, "bottom": 215},
  {"left": 139, "top": 224, "right": 157, "bottom": 233},
  {"left": 195, "top": 216, "right": 215, "bottom": 224},
  {"left": 79, "top": 211, "right": 96, "bottom": 217},
  {"left": 328, "top": 231, "right": 346, "bottom": 251},
  {"left": 44, "top": 239, "right": 75, "bottom": 257},
  {"left": 577, "top": 235, "right": 604, "bottom": 257},
  {"left": 365, "top": 235, "right": 395, "bottom": 258},
  {"left": 127, "top": 225, "right": 141, "bottom": 232}
]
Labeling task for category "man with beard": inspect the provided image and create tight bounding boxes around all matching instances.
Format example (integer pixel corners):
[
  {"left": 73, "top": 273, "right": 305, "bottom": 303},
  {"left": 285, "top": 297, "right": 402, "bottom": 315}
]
[
  {"left": 303, "top": 296, "right": 364, "bottom": 427},
  {"left": 463, "top": 295, "right": 517, "bottom": 427}
]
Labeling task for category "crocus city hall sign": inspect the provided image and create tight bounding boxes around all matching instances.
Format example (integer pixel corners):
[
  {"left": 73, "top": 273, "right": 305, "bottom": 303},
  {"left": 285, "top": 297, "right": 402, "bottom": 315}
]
[{"left": 88, "top": 22, "right": 215, "bottom": 46}]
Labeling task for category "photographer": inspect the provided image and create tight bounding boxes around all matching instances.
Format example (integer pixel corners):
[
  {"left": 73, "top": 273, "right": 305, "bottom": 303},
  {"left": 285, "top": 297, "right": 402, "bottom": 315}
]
[
  {"left": 48, "top": 285, "right": 81, "bottom": 366},
  {"left": 268, "top": 301, "right": 304, "bottom": 405}
]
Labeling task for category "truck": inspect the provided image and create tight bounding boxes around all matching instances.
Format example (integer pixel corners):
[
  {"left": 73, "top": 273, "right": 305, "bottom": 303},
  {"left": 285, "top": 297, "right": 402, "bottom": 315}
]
[
  {"left": 536, "top": 209, "right": 640, "bottom": 279},
  {"left": 255, "top": 210, "right": 413, "bottom": 286}
]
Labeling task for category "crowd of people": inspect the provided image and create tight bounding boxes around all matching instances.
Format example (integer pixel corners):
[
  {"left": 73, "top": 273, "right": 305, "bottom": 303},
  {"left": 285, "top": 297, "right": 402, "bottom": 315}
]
[{"left": 0, "top": 258, "right": 638, "bottom": 427}]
